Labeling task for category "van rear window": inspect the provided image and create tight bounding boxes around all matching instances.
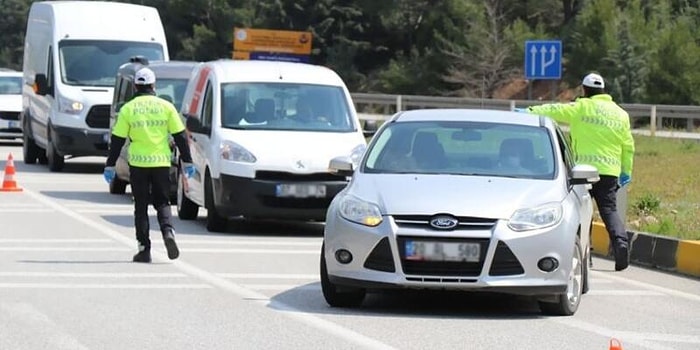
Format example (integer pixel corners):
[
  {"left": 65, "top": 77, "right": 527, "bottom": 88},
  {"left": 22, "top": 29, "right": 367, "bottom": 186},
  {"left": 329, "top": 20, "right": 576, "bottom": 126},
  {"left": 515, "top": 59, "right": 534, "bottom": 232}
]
[{"left": 220, "top": 82, "right": 356, "bottom": 132}]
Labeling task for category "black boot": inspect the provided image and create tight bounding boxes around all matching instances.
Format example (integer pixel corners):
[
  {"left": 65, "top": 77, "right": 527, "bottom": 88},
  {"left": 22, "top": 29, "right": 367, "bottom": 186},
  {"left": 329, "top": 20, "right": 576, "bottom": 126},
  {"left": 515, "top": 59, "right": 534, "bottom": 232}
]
[
  {"left": 614, "top": 243, "right": 629, "bottom": 271},
  {"left": 133, "top": 246, "right": 152, "bottom": 263},
  {"left": 163, "top": 230, "right": 180, "bottom": 260}
]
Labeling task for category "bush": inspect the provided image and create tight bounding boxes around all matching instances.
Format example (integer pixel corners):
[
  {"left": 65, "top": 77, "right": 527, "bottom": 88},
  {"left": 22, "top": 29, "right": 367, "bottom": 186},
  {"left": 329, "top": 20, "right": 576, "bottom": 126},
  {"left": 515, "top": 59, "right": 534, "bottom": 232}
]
[{"left": 633, "top": 192, "right": 661, "bottom": 215}]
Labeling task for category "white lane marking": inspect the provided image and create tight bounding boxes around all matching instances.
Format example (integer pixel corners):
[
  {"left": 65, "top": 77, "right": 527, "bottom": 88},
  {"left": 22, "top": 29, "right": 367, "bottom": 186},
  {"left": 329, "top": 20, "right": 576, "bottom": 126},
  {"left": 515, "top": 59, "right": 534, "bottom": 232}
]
[
  {"left": 553, "top": 317, "right": 689, "bottom": 350},
  {"left": 22, "top": 188, "right": 396, "bottom": 350},
  {"left": 0, "top": 239, "right": 112, "bottom": 243},
  {"left": 0, "top": 272, "right": 187, "bottom": 278},
  {"left": 181, "top": 248, "right": 317, "bottom": 254},
  {"left": 0, "top": 203, "right": 46, "bottom": 207},
  {"left": 591, "top": 270, "right": 700, "bottom": 302},
  {"left": 0, "top": 302, "right": 90, "bottom": 350},
  {"left": 217, "top": 273, "right": 318, "bottom": 280},
  {"left": 243, "top": 284, "right": 318, "bottom": 291},
  {"left": 0, "top": 247, "right": 129, "bottom": 252},
  {"left": 0, "top": 283, "right": 211, "bottom": 289},
  {"left": 586, "top": 290, "right": 665, "bottom": 296},
  {"left": 613, "top": 332, "right": 700, "bottom": 344},
  {"left": 165, "top": 240, "right": 321, "bottom": 246},
  {"left": 0, "top": 208, "right": 55, "bottom": 213}
]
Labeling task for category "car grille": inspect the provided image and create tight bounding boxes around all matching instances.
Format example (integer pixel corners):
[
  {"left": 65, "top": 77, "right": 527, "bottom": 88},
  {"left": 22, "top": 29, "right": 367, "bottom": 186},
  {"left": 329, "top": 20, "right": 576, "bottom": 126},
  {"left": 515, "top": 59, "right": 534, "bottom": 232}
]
[
  {"left": 393, "top": 215, "right": 497, "bottom": 230},
  {"left": 397, "top": 236, "right": 489, "bottom": 276},
  {"left": 255, "top": 171, "right": 346, "bottom": 182},
  {"left": 85, "top": 104, "right": 110, "bottom": 129},
  {"left": 0, "top": 111, "right": 20, "bottom": 121},
  {"left": 489, "top": 241, "right": 524, "bottom": 276},
  {"left": 363, "top": 237, "right": 395, "bottom": 272}
]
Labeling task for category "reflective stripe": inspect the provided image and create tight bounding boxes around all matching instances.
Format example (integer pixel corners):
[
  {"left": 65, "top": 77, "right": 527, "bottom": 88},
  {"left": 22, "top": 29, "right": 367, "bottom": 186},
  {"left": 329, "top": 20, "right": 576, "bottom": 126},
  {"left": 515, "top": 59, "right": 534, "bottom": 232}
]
[
  {"left": 128, "top": 119, "right": 169, "bottom": 128},
  {"left": 576, "top": 154, "right": 621, "bottom": 166},
  {"left": 128, "top": 154, "right": 171, "bottom": 164}
]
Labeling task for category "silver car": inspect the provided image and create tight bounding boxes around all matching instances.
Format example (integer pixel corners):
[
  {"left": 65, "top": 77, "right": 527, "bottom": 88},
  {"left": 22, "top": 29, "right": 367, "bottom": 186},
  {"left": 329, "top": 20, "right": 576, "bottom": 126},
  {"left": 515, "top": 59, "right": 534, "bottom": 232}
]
[{"left": 321, "top": 109, "right": 599, "bottom": 316}]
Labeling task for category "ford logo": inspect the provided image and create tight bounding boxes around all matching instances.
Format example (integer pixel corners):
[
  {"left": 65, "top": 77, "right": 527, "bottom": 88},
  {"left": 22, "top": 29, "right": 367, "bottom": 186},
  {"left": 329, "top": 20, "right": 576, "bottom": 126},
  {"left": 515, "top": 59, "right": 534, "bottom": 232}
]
[{"left": 429, "top": 215, "right": 458, "bottom": 230}]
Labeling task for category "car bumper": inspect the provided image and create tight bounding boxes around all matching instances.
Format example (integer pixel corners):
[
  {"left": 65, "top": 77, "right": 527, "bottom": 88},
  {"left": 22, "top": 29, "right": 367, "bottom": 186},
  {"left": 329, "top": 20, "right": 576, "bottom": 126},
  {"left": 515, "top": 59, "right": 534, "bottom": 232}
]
[
  {"left": 323, "top": 212, "right": 578, "bottom": 295},
  {"left": 52, "top": 125, "right": 109, "bottom": 157},
  {"left": 213, "top": 173, "right": 348, "bottom": 221}
]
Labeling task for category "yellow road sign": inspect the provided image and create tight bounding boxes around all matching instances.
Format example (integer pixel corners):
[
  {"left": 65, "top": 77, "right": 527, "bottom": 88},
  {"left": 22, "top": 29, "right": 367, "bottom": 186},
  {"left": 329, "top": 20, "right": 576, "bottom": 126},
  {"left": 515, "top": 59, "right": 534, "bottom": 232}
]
[{"left": 233, "top": 28, "right": 312, "bottom": 55}]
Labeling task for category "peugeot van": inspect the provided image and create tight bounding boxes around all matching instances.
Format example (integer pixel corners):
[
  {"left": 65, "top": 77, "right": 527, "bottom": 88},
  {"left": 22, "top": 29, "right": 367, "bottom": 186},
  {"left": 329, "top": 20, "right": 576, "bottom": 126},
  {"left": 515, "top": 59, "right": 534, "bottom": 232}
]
[
  {"left": 177, "top": 60, "right": 369, "bottom": 232},
  {"left": 21, "top": 1, "right": 169, "bottom": 171}
]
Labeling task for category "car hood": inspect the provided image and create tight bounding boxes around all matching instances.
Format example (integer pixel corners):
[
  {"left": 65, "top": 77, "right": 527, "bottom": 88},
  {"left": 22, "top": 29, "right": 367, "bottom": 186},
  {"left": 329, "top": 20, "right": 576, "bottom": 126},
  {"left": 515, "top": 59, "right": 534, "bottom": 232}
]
[
  {"left": 349, "top": 174, "right": 566, "bottom": 219},
  {"left": 0, "top": 95, "right": 21, "bottom": 112}
]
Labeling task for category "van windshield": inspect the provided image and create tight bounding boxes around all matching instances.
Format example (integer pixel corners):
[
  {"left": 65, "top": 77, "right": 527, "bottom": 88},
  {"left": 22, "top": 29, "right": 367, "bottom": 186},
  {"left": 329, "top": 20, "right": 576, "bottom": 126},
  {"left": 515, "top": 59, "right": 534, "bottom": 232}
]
[
  {"left": 0, "top": 76, "right": 22, "bottom": 95},
  {"left": 220, "top": 82, "right": 356, "bottom": 132},
  {"left": 59, "top": 40, "right": 164, "bottom": 87}
]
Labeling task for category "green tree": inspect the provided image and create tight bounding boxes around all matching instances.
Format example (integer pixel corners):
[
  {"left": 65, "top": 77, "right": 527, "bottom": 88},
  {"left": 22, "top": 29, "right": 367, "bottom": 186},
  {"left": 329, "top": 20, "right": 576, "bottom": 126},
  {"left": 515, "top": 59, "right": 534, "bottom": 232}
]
[{"left": 0, "top": 0, "right": 31, "bottom": 70}]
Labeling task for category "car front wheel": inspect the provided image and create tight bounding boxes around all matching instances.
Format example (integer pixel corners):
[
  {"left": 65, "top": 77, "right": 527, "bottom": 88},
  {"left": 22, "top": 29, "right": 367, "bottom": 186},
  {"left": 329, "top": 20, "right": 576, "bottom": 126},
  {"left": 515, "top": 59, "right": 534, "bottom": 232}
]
[
  {"left": 320, "top": 243, "right": 366, "bottom": 307},
  {"left": 539, "top": 236, "right": 583, "bottom": 316}
]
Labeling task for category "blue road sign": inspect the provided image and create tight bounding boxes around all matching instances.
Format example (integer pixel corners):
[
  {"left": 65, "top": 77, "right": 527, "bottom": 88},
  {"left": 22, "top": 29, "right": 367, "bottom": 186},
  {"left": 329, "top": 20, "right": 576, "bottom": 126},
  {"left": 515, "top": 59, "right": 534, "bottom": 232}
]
[{"left": 524, "top": 40, "right": 562, "bottom": 80}]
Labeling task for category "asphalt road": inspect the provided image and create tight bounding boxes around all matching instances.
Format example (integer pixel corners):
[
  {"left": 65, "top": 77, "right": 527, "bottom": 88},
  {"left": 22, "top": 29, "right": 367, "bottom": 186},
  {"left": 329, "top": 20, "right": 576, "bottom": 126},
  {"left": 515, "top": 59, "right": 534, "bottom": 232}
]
[{"left": 0, "top": 141, "right": 698, "bottom": 350}]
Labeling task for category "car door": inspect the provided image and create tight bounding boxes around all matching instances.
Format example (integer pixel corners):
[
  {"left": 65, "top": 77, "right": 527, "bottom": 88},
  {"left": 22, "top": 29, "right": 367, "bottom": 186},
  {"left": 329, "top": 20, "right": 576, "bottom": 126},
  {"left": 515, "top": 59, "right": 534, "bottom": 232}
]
[
  {"left": 182, "top": 67, "right": 212, "bottom": 205},
  {"left": 556, "top": 127, "right": 593, "bottom": 245}
]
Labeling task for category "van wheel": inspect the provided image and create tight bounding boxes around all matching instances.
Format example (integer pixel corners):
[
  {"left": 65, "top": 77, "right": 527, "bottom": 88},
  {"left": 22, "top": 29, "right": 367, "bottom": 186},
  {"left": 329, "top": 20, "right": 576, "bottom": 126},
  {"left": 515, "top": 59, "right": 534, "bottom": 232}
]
[
  {"left": 177, "top": 170, "right": 199, "bottom": 220},
  {"left": 23, "top": 130, "right": 40, "bottom": 165},
  {"left": 205, "top": 173, "right": 227, "bottom": 232},
  {"left": 539, "top": 237, "right": 584, "bottom": 316},
  {"left": 109, "top": 176, "right": 128, "bottom": 194},
  {"left": 46, "top": 127, "right": 64, "bottom": 172}
]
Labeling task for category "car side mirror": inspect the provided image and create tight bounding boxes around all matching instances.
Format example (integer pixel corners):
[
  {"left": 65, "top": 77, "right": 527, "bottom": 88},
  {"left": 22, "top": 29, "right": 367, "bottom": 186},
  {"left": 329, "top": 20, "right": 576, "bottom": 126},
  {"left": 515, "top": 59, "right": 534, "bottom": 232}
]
[
  {"left": 363, "top": 119, "right": 378, "bottom": 138},
  {"left": 329, "top": 156, "right": 354, "bottom": 177},
  {"left": 570, "top": 164, "right": 599, "bottom": 185},
  {"left": 34, "top": 73, "right": 49, "bottom": 96},
  {"left": 185, "top": 115, "right": 208, "bottom": 134}
]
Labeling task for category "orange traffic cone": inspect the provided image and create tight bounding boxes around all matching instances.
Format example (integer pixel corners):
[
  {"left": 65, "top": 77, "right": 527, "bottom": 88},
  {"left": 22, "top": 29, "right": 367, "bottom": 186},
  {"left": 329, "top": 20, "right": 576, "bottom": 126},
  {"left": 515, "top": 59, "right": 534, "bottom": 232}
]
[
  {"left": 609, "top": 338, "right": 623, "bottom": 350},
  {"left": 0, "top": 153, "right": 23, "bottom": 192}
]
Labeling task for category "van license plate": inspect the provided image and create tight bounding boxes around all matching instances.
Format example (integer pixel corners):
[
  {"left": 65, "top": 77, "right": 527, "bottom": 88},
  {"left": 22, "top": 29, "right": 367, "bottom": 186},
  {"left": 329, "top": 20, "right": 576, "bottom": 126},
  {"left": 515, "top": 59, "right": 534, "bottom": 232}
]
[
  {"left": 276, "top": 184, "right": 326, "bottom": 198},
  {"left": 405, "top": 241, "right": 480, "bottom": 262}
]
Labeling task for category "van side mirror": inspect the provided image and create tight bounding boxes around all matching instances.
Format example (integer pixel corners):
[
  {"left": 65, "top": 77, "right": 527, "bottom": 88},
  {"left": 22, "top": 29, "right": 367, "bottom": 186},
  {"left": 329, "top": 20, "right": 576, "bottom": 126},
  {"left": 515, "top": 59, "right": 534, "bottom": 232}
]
[
  {"left": 185, "top": 115, "right": 210, "bottom": 134},
  {"left": 363, "top": 119, "right": 378, "bottom": 138},
  {"left": 329, "top": 156, "right": 354, "bottom": 177},
  {"left": 34, "top": 73, "right": 49, "bottom": 96}
]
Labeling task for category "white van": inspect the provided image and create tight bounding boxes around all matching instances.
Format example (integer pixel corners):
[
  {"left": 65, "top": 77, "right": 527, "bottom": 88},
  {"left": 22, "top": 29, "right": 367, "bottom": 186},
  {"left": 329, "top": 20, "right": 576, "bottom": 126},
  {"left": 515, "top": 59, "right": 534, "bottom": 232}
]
[
  {"left": 21, "top": 1, "right": 169, "bottom": 171},
  {"left": 176, "top": 60, "right": 371, "bottom": 232}
]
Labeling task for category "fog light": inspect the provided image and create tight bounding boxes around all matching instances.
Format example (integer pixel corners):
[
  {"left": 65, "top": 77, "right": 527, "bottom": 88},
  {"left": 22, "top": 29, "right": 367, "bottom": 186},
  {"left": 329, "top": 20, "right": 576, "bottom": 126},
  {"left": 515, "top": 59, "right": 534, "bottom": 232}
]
[
  {"left": 335, "top": 249, "right": 353, "bottom": 264},
  {"left": 537, "top": 257, "right": 559, "bottom": 272}
]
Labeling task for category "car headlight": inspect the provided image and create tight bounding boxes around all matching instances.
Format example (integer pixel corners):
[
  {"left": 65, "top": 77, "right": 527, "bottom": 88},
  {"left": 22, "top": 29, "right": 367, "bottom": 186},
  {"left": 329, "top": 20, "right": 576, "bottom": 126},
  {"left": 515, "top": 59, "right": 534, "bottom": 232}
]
[
  {"left": 508, "top": 202, "right": 562, "bottom": 231},
  {"left": 349, "top": 144, "right": 367, "bottom": 168},
  {"left": 57, "top": 95, "right": 84, "bottom": 114},
  {"left": 339, "top": 196, "right": 383, "bottom": 227},
  {"left": 220, "top": 141, "right": 256, "bottom": 163}
]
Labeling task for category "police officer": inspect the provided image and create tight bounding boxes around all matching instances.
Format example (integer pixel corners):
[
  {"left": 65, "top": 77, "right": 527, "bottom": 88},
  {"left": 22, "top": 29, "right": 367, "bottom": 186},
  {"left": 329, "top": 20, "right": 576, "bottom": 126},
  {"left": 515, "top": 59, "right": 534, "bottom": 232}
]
[
  {"left": 103, "top": 67, "right": 195, "bottom": 263},
  {"left": 524, "top": 73, "right": 635, "bottom": 271}
]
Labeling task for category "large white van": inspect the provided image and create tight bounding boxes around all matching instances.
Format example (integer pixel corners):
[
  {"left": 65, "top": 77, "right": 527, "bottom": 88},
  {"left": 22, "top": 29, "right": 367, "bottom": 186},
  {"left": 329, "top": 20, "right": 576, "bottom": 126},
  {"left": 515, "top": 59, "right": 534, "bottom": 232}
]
[
  {"left": 21, "top": 1, "right": 169, "bottom": 171},
  {"left": 177, "top": 60, "right": 371, "bottom": 232}
]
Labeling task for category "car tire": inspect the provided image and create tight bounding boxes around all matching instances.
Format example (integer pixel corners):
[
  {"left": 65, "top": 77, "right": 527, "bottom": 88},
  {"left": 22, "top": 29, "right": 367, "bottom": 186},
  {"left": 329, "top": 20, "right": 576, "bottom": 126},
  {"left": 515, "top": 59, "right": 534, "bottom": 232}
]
[
  {"left": 320, "top": 243, "right": 366, "bottom": 307},
  {"left": 22, "top": 127, "right": 40, "bottom": 165},
  {"left": 582, "top": 248, "right": 590, "bottom": 295},
  {"left": 539, "top": 236, "right": 583, "bottom": 316},
  {"left": 46, "top": 125, "right": 65, "bottom": 172},
  {"left": 177, "top": 170, "right": 199, "bottom": 220},
  {"left": 109, "top": 176, "right": 128, "bottom": 194},
  {"left": 205, "top": 172, "right": 227, "bottom": 232}
]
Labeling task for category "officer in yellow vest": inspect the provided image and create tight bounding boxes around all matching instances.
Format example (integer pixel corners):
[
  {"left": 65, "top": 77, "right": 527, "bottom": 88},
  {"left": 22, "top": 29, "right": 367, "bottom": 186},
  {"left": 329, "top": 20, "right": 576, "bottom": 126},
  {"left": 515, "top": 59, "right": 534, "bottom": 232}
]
[
  {"left": 524, "top": 73, "right": 635, "bottom": 271},
  {"left": 103, "top": 67, "right": 195, "bottom": 263}
]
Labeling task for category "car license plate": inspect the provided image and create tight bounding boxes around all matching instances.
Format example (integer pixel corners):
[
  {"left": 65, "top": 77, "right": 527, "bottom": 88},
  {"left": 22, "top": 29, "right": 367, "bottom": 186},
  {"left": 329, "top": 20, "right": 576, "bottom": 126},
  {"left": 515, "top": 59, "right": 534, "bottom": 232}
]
[
  {"left": 8, "top": 121, "right": 18, "bottom": 128},
  {"left": 275, "top": 184, "right": 326, "bottom": 198},
  {"left": 405, "top": 241, "right": 480, "bottom": 262}
]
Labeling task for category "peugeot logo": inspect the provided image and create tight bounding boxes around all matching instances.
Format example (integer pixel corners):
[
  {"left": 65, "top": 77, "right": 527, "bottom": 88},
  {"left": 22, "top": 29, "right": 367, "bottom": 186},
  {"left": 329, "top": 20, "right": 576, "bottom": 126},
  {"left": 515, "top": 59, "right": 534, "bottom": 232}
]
[
  {"left": 429, "top": 215, "right": 458, "bottom": 230},
  {"left": 296, "top": 160, "right": 305, "bottom": 169}
]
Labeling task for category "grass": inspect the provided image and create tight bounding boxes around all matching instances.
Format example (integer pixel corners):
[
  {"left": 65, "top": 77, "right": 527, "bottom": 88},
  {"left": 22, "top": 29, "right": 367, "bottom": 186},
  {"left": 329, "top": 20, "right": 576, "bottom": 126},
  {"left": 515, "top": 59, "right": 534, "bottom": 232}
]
[{"left": 622, "top": 135, "right": 700, "bottom": 240}]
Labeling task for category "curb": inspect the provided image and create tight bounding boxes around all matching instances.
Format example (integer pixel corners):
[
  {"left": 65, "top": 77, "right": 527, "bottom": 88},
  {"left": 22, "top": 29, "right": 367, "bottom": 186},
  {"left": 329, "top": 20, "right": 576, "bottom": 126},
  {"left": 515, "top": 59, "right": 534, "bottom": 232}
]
[{"left": 591, "top": 222, "right": 700, "bottom": 277}]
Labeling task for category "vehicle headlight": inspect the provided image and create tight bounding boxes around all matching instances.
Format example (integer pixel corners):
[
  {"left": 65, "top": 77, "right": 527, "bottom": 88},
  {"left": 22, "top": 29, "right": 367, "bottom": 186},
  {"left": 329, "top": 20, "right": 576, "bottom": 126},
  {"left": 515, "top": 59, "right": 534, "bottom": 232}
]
[
  {"left": 220, "top": 141, "right": 256, "bottom": 163},
  {"left": 508, "top": 203, "right": 562, "bottom": 231},
  {"left": 57, "top": 95, "right": 83, "bottom": 114},
  {"left": 349, "top": 144, "right": 367, "bottom": 168},
  {"left": 339, "top": 196, "right": 383, "bottom": 227}
]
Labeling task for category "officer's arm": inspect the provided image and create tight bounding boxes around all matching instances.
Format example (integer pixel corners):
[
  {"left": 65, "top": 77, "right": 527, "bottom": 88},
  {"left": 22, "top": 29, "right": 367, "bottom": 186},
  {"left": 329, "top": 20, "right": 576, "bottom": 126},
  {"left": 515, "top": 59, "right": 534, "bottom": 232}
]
[
  {"left": 621, "top": 127, "right": 635, "bottom": 176},
  {"left": 166, "top": 104, "right": 193, "bottom": 163},
  {"left": 106, "top": 108, "right": 130, "bottom": 167},
  {"left": 527, "top": 102, "right": 580, "bottom": 125}
]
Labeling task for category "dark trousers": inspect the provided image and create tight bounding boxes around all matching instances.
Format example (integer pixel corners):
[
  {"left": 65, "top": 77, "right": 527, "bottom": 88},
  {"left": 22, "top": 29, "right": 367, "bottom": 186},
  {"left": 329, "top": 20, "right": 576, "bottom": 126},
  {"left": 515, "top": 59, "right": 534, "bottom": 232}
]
[
  {"left": 589, "top": 175, "right": 628, "bottom": 248},
  {"left": 129, "top": 166, "right": 173, "bottom": 250}
]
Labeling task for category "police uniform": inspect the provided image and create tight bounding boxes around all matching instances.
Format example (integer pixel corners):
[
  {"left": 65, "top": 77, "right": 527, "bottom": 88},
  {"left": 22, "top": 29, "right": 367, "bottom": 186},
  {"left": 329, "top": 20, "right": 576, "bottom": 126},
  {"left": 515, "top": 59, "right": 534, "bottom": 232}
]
[
  {"left": 105, "top": 67, "right": 193, "bottom": 263},
  {"left": 527, "top": 73, "right": 635, "bottom": 271}
]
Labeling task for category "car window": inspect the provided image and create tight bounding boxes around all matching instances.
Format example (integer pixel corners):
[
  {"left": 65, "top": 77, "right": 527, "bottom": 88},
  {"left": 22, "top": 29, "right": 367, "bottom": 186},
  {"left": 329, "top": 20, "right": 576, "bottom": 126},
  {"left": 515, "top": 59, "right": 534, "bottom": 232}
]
[
  {"left": 201, "top": 81, "right": 213, "bottom": 128},
  {"left": 0, "top": 76, "right": 22, "bottom": 95},
  {"left": 220, "top": 82, "right": 355, "bottom": 132},
  {"left": 156, "top": 78, "right": 188, "bottom": 111},
  {"left": 363, "top": 120, "right": 555, "bottom": 179}
]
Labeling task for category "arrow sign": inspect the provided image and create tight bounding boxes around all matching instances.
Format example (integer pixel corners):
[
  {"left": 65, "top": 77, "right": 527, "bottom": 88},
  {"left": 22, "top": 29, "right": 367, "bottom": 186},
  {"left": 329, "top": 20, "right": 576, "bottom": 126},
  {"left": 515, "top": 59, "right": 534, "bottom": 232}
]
[{"left": 525, "top": 40, "right": 562, "bottom": 80}]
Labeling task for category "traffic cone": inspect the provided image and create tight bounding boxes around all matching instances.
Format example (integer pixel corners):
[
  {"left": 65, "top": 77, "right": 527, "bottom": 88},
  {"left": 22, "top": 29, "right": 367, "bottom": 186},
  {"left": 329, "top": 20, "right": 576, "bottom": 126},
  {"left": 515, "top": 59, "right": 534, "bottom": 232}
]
[
  {"left": 0, "top": 153, "right": 23, "bottom": 192},
  {"left": 609, "top": 338, "right": 623, "bottom": 350}
]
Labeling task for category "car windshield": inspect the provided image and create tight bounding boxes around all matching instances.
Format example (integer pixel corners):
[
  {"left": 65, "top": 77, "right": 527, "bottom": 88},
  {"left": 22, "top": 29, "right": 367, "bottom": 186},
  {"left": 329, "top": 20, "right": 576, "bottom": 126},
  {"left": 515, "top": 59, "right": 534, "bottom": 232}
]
[
  {"left": 155, "top": 78, "right": 188, "bottom": 111},
  {"left": 363, "top": 120, "right": 556, "bottom": 179},
  {"left": 59, "top": 40, "right": 165, "bottom": 87},
  {"left": 220, "top": 82, "right": 355, "bottom": 132},
  {"left": 0, "top": 76, "right": 22, "bottom": 94}
]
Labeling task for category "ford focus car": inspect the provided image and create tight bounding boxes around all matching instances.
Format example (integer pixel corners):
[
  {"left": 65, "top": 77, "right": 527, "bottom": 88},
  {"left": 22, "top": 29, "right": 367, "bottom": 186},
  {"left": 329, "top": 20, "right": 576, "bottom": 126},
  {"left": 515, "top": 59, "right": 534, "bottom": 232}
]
[{"left": 321, "top": 109, "right": 599, "bottom": 316}]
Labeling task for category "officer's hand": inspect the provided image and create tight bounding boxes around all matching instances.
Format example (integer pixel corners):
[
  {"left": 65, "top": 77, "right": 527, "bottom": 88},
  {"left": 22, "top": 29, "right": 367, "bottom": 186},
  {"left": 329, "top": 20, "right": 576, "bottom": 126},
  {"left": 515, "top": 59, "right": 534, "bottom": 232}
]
[
  {"left": 182, "top": 163, "right": 195, "bottom": 178},
  {"left": 103, "top": 166, "right": 116, "bottom": 184},
  {"left": 513, "top": 108, "right": 529, "bottom": 113},
  {"left": 619, "top": 173, "right": 631, "bottom": 187}
]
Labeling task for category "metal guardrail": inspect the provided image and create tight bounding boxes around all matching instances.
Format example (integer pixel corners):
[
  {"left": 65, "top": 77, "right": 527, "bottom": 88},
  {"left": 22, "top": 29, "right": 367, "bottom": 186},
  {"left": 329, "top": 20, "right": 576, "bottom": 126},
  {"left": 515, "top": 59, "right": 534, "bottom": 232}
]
[{"left": 352, "top": 93, "right": 700, "bottom": 135}]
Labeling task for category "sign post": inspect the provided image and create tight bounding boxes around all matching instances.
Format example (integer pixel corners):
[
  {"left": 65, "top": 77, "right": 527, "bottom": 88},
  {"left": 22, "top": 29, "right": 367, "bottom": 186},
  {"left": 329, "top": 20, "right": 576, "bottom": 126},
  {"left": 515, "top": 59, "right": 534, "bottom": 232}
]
[
  {"left": 233, "top": 28, "right": 313, "bottom": 63},
  {"left": 524, "top": 40, "right": 562, "bottom": 100}
]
